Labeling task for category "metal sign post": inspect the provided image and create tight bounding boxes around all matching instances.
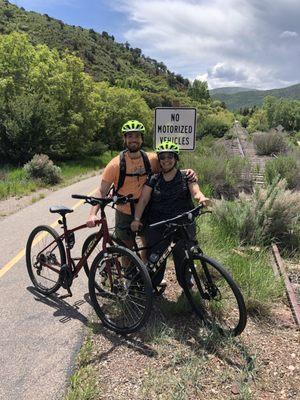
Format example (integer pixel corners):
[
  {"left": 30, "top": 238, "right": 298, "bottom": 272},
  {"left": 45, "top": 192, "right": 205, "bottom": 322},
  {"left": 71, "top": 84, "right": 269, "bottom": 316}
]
[{"left": 154, "top": 107, "right": 197, "bottom": 150}]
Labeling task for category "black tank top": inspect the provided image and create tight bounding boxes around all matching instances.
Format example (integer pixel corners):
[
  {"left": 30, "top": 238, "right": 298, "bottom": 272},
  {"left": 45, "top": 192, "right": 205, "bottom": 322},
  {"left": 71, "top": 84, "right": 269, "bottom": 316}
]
[{"left": 145, "top": 170, "right": 194, "bottom": 224}]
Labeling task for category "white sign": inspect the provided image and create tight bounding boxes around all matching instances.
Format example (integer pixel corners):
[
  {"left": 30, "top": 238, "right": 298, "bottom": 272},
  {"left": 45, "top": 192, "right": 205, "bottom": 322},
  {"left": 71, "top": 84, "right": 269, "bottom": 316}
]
[{"left": 154, "top": 107, "right": 197, "bottom": 150}]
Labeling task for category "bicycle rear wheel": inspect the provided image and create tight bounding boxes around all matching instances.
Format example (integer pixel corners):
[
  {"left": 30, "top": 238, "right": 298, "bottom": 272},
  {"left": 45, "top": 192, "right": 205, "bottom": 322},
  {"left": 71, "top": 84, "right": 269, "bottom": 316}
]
[
  {"left": 26, "top": 225, "right": 66, "bottom": 295},
  {"left": 89, "top": 246, "right": 153, "bottom": 334},
  {"left": 181, "top": 254, "right": 247, "bottom": 336}
]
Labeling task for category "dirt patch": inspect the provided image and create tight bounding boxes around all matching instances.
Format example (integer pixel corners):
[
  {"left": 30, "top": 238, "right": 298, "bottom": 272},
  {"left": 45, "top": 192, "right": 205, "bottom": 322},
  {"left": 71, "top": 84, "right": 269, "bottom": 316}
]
[
  {"left": 84, "top": 267, "right": 299, "bottom": 400},
  {"left": 0, "top": 171, "right": 97, "bottom": 221},
  {"left": 0, "top": 188, "right": 52, "bottom": 220}
]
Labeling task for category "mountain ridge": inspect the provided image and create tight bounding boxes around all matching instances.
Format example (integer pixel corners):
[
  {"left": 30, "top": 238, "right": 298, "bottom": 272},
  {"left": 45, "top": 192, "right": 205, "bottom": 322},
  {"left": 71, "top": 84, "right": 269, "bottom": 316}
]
[
  {"left": 0, "top": 0, "right": 189, "bottom": 95},
  {"left": 211, "top": 83, "right": 300, "bottom": 109}
]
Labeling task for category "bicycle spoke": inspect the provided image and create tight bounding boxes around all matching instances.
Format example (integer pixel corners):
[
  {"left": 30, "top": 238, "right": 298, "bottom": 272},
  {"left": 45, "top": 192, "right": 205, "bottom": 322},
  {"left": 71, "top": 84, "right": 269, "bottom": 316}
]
[
  {"left": 89, "top": 246, "right": 153, "bottom": 334},
  {"left": 182, "top": 255, "right": 246, "bottom": 336}
]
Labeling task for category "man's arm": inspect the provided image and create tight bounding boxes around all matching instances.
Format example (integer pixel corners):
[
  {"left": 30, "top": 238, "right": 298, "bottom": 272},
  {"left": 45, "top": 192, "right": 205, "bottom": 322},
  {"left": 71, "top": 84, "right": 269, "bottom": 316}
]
[
  {"left": 131, "top": 185, "right": 152, "bottom": 232},
  {"left": 86, "top": 179, "right": 112, "bottom": 227}
]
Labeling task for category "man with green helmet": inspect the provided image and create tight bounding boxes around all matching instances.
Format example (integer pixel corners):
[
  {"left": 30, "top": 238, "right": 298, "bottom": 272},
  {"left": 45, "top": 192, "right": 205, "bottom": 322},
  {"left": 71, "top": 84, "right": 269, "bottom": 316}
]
[{"left": 86, "top": 121, "right": 196, "bottom": 250}]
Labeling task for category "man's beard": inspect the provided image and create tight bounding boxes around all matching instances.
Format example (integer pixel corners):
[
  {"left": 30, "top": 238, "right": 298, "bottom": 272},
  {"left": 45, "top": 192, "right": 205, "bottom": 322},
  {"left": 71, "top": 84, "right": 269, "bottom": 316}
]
[{"left": 127, "top": 143, "right": 142, "bottom": 153}]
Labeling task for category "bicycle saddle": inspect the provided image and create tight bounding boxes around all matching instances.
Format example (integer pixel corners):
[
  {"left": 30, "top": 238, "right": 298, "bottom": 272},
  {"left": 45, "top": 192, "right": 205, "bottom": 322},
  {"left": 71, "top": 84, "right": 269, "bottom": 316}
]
[{"left": 49, "top": 206, "right": 74, "bottom": 216}]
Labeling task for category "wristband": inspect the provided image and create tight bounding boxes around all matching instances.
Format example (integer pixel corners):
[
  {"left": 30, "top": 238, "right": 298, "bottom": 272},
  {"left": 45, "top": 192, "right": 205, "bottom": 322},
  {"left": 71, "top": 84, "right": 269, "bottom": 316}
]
[{"left": 134, "top": 217, "right": 140, "bottom": 222}]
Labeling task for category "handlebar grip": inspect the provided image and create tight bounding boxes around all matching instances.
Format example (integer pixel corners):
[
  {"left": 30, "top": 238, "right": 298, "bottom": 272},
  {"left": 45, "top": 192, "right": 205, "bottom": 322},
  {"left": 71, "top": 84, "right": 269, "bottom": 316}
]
[
  {"left": 149, "top": 219, "right": 166, "bottom": 228},
  {"left": 72, "top": 194, "right": 88, "bottom": 200}
]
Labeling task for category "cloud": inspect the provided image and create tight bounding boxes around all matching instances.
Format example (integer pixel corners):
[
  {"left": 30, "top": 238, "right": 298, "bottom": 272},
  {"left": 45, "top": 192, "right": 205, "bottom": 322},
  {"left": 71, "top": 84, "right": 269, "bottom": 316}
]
[
  {"left": 280, "top": 30, "right": 298, "bottom": 38},
  {"left": 113, "top": 0, "right": 300, "bottom": 89}
]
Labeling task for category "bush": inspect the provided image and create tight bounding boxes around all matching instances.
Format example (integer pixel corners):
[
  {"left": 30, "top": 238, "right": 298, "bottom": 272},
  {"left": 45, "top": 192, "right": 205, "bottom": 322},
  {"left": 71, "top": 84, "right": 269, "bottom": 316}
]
[
  {"left": 212, "top": 180, "right": 300, "bottom": 253},
  {"left": 198, "top": 112, "right": 232, "bottom": 138},
  {"left": 253, "top": 131, "right": 288, "bottom": 155},
  {"left": 24, "top": 154, "right": 62, "bottom": 185},
  {"left": 265, "top": 155, "right": 300, "bottom": 189},
  {"left": 248, "top": 109, "right": 269, "bottom": 133},
  {"left": 181, "top": 142, "right": 252, "bottom": 199}
]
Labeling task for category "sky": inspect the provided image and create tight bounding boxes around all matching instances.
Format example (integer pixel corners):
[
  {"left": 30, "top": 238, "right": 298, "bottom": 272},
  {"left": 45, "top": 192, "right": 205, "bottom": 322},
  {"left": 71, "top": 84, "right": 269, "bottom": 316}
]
[{"left": 10, "top": 0, "right": 300, "bottom": 90}]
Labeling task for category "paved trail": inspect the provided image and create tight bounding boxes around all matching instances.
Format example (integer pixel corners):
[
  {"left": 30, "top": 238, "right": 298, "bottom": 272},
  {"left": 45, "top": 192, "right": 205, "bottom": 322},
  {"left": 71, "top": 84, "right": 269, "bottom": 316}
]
[{"left": 0, "top": 175, "right": 115, "bottom": 400}]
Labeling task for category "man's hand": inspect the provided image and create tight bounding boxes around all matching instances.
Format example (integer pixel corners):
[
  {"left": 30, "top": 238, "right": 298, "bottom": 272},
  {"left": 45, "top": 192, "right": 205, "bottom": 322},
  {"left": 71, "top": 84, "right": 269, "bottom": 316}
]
[
  {"left": 131, "top": 220, "right": 143, "bottom": 232},
  {"left": 86, "top": 215, "right": 100, "bottom": 228},
  {"left": 185, "top": 168, "right": 197, "bottom": 182}
]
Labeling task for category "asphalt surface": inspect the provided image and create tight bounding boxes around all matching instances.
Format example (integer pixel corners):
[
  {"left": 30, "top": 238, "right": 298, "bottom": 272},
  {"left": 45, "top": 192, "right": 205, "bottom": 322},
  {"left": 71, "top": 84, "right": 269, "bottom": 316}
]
[{"left": 0, "top": 174, "right": 115, "bottom": 400}]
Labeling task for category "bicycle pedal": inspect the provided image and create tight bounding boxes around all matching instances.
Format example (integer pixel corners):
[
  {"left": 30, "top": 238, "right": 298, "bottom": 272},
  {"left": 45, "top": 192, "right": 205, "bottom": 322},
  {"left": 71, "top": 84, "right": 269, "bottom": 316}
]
[{"left": 59, "top": 287, "right": 73, "bottom": 299}]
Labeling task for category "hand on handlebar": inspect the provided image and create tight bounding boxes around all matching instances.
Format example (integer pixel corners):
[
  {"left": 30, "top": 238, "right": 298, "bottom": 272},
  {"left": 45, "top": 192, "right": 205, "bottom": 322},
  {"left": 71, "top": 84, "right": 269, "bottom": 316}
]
[
  {"left": 195, "top": 195, "right": 211, "bottom": 207},
  {"left": 131, "top": 220, "right": 143, "bottom": 232},
  {"left": 86, "top": 214, "right": 100, "bottom": 228}
]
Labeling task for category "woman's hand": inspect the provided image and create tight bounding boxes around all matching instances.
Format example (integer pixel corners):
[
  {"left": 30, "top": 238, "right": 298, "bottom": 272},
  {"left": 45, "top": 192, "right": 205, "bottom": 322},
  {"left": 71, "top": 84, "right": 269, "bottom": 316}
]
[
  {"left": 131, "top": 220, "right": 143, "bottom": 232},
  {"left": 195, "top": 194, "right": 210, "bottom": 207}
]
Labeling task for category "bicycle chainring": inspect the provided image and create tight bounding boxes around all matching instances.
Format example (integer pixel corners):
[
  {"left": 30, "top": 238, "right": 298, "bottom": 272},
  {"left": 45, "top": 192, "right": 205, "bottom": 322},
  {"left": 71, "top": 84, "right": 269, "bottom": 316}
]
[{"left": 59, "top": 264, "right": 73, "bottom": 289}]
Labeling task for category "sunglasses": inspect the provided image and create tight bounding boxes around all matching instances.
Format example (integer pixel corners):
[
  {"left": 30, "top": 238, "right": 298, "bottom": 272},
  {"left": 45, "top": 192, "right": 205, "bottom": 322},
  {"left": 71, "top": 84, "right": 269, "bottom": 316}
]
[{"left": 158, "top": 153, "right": 175, "bottom": 160}]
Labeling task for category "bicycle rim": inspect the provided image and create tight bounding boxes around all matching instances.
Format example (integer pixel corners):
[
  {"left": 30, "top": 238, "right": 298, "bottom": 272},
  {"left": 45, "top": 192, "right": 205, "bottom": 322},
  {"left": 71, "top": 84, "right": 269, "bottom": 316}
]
[
  {"left": 89, "top": 246, "right": 153, "bottom": 334},
  {"left": 182, "top": 254, "right": 247, "bottom": 336},
  {"left": 26, "top": 225, "right": 65, "bottom": 294}
]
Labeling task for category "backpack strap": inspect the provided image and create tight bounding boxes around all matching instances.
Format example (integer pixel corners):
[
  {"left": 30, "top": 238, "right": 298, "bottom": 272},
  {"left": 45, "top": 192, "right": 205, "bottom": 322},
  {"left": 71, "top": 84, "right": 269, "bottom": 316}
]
[
  {"left": 116, "top": 150, "right": 127, "bottom": 193},
  {"left": 140, "top": 149, "right": 152, "bottom": 176},
  {"left": 115, "top": 149, "right": 152, "bottom": 193}
]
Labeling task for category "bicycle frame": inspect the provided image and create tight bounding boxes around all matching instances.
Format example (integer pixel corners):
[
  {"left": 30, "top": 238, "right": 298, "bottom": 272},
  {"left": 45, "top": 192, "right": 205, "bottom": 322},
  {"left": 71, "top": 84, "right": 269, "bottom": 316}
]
[{"left": 36, "top": 207, "right": 114, "bottom": 279}]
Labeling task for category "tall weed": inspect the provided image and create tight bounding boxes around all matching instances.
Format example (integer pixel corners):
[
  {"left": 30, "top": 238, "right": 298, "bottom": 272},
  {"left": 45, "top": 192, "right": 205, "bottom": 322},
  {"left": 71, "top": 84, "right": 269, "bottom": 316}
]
[
  {"left": 212, "top": 179, "right": 300, "bottom": 253},
  {"left": 253, "top": 130, "right": 287, "bottom": 155}
]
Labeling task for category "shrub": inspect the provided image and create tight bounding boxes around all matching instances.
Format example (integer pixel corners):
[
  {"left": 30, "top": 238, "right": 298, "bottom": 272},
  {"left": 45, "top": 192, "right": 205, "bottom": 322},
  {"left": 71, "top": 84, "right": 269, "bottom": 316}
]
[
  {"left": 248, "top": 109, "right": 269, "bottom": 133},
  {"left": 181, "top": 142, "right": 252, "bottom": 199},
  {"left": 212, "top": 179, "right": 300, "bottom": 253},
  {"left": 265, "top": 155, "right": 300, "bottom": 189},
  {"left": 240, "top": 115, "right": 249, "bottom": 128},
  {"left": 24, "top": 154, "right": 62, "bottom": 185},
  {"left": 198, "top": 112, "right": 232, "bottom": 138},
  {"left": 253, "top": 131, "right": 288, "bottom": 155}
]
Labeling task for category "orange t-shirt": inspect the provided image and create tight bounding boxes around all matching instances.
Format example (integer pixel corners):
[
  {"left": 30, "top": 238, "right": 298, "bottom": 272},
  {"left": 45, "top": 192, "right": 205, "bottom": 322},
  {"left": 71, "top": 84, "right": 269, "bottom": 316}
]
[{"left": 101, "top": 151, "right": 160, "bottom": 215}]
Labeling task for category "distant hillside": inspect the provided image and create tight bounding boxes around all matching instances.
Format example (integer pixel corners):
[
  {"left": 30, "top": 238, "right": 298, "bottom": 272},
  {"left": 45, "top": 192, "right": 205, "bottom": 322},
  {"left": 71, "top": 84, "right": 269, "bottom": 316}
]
[
  {"left": 0, "top": 0, "right": 189, "bottom": 93},
  {"left": 210, "top": 87, "right": 256, "bottom": 95},
  {"left": 211, "top": 83, "right": 300, "bottom": 110}
]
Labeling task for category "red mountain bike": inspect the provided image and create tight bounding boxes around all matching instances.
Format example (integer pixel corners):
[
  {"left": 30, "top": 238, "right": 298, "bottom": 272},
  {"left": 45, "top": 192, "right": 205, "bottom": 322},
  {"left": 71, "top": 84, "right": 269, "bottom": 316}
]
[{"left": 26, "top": 194, "right": 153, "bottom": 334}]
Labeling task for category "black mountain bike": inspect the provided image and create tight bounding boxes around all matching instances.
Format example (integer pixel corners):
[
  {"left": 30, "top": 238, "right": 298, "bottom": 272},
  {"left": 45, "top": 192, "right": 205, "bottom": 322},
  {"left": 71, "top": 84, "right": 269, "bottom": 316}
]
[{"left": 83, "top": 203, "right": 247, "bottom": 336}]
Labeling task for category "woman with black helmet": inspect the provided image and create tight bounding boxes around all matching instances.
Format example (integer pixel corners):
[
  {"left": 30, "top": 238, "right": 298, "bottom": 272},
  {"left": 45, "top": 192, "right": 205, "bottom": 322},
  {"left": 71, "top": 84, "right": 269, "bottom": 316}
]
[{"left": 131, "top": 140, "right": 209, "bottom": 289}]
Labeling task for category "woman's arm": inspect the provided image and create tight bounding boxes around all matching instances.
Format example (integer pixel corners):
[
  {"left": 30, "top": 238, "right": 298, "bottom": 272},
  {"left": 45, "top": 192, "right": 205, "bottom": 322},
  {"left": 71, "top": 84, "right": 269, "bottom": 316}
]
[
  {"left": 188, "top": 181, "right": 209, "bottom": 206},
  {"left": 131, "top": 185, "right": 153, "bottom": 232}
]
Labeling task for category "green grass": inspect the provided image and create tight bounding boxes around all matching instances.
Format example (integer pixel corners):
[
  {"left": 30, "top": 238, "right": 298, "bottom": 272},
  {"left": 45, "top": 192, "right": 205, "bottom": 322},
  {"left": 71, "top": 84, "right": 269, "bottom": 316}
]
[
  {"left": 197, "top": 213, "right": 284, "bottom": 315},
  {"left": 0, "top": 151, "right": 117, "bottom": 200},
  {"left": 65, "top": 333, "right": 100, "bottom": 400}
]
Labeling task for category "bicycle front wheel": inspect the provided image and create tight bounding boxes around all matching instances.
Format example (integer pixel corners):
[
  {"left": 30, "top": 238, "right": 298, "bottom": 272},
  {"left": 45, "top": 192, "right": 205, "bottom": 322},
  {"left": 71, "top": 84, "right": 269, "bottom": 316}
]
[
  {"left": 181, "top": 254, "right": 247, "bottom": 336},
  {"left": 26, "top": 225, "right": 66, "bottom": 295},
  {"left": 89, "top": 246, "right": 153, "bottom": 334}
]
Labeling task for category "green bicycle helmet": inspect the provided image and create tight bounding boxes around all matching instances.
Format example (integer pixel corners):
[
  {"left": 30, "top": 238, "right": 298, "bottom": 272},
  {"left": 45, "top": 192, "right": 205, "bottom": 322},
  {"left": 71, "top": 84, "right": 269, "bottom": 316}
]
[
  {"left": 155, "top": 141, "right": 180, "bottom": 156},
  {"left": 121, "top": 120, "right": 145, "bottom": 135}
]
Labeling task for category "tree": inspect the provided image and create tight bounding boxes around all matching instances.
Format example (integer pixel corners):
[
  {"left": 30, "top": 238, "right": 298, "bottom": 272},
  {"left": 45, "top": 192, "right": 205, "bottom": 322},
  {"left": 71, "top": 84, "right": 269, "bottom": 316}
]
[{"left": 188, "top": 79, "right": 210, "bottom": 101}]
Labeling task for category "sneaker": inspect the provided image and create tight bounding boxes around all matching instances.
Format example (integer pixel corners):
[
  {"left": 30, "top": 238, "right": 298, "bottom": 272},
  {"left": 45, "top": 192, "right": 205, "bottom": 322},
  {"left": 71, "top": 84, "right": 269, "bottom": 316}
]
[{"left": 154, "top": 279, "right": 167, "bottom": 296}]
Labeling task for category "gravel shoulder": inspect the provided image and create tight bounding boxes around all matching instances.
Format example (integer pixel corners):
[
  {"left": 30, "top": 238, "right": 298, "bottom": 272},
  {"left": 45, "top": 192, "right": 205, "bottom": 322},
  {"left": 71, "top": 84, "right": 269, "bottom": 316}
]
[{"left": 82, "top": 266, "right": 299, "bottom": 400}]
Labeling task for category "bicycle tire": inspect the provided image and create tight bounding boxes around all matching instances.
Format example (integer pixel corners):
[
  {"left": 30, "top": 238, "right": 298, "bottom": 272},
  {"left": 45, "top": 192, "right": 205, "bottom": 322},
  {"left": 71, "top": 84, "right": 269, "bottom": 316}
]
[
  {"left": 89, "top": 246, "right": 153, "bottom": 334},
  {"left": 26, "top": 225, "right": 66, "bottom": 295},
  {"left": 181, "top": 253, "right": 247, "bottom": 336}
]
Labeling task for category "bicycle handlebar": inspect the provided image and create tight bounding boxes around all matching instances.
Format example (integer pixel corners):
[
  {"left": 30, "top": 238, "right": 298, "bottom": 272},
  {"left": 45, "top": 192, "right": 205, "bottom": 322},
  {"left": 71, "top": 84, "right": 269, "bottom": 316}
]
[
  {"left": 72, "top": 193, "right": 133, "bottom": 207},
  {"left": 149, "top": 203, "right": 211, "bottom": 229}
]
